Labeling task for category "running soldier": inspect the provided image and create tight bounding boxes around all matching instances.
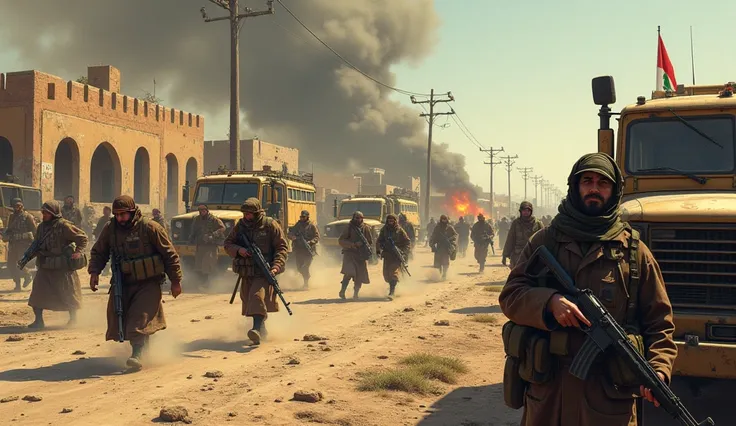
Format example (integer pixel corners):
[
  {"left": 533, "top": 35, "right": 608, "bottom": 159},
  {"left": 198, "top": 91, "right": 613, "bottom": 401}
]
[
  {"left": 338, "top": 211, "right": 373, "bottom": 299},
  {"left": 152, "top": 208, "right": 170, "bottom": 235},
  {"left": 429, "top": 215, "right": 457, "bottom": 281},
  {"left": 62, "top": 195, "right": 83, "bottom": 228},
  {"left": 455, "top": 216, "right": 471, "bottom": 257},
  {"left": 287, "top": 210, "right": 319, "bottom": 289},
  {"left": 397, "top": 213, "right": 416, "bottom": 261},
  {"left": 502, "top": 201, "right": 544, "bottom": 268},
  {"left": 376, "top": 214, "right": 411, "bottom": 299},
  {"left": 470, "top": 213, "right": 494, "bottom": 273}
]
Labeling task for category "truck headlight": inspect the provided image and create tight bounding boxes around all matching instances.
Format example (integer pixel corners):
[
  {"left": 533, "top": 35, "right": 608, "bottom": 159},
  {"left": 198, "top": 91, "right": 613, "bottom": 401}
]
[
  {"left": 325, "top": 226, "right": 332, "bottom": 232},
  {"left": 175, "top": 222, "right": 183, "bottom": 229}
]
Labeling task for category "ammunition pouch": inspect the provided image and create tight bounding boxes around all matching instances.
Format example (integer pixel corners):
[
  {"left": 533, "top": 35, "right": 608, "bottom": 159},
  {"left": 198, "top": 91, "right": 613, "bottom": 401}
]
[
  {"left": 120, "top": 254, "right": 165, "bottom": 283},
  {"left": 66, "top": 252, "right": 88, "bottom": 271},
  {"left": 232, "top": 256, "right": 250, "bottom": 277},
  {"left": 606, "top": 333, "right": 645, "bottom": 387},
  {"left": 502, "top": 321, "right": 554, "bottom": 409},
  {"left": 449, "top": 249, "right": 457, "bottom": 261}
]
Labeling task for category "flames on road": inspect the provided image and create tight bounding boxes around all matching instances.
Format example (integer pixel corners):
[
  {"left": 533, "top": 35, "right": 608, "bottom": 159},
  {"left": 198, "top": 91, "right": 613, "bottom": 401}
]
[{"left": 444, "top": 191, "right": 485, "bottom": 218}]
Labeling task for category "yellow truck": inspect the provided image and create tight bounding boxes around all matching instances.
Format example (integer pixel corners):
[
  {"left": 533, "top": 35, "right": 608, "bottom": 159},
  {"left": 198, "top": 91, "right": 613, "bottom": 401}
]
[
  {"left": 321, "top": 193, "right": 420, "bottom": 257},
  {"left": 170, "top": 167, "right": 317, "bottom": 268},
  {"left": 592, "top": 76, "right": 736, "bottom": 381}
]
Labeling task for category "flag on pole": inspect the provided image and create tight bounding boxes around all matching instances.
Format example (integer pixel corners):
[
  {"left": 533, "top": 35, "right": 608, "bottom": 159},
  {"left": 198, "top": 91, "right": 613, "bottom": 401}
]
[{"left": 656, "top": 31, "right": 677, "bottom": 91}]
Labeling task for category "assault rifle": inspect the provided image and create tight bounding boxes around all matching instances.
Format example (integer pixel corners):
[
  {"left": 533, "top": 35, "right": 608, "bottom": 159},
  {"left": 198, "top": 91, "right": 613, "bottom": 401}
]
[
  {"left": 526, "top": 245, "right": 714, "bottom": 426},
  {"left": 433, "top": 230, "right": 457, "bottom": 258},
  {"left": 294, "top": 229, "right": 316, "bottom": 258},
  {"left": 232, "top": 230, "right": 293, "bottom": 315},
  {"left": 109, "top": 250, "right": 126, "bottom": 342},
  {"left": 386, "top": 235, "right": 410, "bottom": 277},
  {"left": 352, "top": 225, "right": 373, "bottom": 261},
  {"left": 17, "top": 229, "right": 53, "bottom": 270}
]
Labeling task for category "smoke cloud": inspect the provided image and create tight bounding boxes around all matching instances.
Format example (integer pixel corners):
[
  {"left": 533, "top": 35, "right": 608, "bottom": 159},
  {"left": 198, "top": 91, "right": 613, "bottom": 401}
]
[{"left": 0, "top": 0, "right": 480, "bottom": 196}]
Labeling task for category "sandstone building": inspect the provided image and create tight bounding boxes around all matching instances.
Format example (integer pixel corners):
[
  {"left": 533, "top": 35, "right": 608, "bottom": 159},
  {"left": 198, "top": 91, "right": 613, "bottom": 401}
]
[
  {"left": 203, "top": 138, "right": 298, "bottom": 174},
  {"left": 0, "top": 65, "right": 204, "bottom": 217}
]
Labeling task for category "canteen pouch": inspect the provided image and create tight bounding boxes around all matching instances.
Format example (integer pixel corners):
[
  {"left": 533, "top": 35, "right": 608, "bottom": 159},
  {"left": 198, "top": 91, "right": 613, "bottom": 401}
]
[
  {"left": 40, "top": 255, "right": 66, "bottom": 270},
  {"left": 549, "top": 330, "right": 569, "bottom": 356},
  {"left": 503, "top": 356, "right": 526, "bottom": 409},
  {"left": 606, "top": 333, "right": 646, "bottom": 387},
  {"left": 519, "top": 333, "right": 554, "bottom": 384},
  {"left": 66, "top": 252, "right": 88, "bottom": 271}
]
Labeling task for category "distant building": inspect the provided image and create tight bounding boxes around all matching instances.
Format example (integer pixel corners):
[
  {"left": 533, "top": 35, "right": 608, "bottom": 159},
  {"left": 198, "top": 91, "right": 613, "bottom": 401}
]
[{"left": 203, "top": 138, "right": 299, "bottom": 174}]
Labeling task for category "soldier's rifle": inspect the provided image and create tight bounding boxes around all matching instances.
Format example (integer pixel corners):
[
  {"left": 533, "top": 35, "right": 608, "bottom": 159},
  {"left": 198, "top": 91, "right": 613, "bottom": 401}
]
[
  {"left": 385, "top": 235, "right": 410, "bottom": 277},
  {"left": 525, "top": 245, "right": 714, "bottom": 426},
  {"left": 294, "top": 229, "right": 316, "bottom": 258},
  {"left": 352, "top": 225, "right": 373, "bottom": 261},
  {"left": 109, "top": 250, "right": 126, "bottom": 343},
  {"left": 17, "top": 228, "right": 54, "bottom": 270}
]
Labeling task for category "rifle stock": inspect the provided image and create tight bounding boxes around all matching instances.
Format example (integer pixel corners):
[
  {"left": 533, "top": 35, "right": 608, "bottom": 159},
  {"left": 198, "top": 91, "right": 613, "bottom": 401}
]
[
  {"left": 526, "top": 245, "right": 714, "bottom": 426},
  {"left": 109, "top": 254, "right": 126, "bottom": 343}
]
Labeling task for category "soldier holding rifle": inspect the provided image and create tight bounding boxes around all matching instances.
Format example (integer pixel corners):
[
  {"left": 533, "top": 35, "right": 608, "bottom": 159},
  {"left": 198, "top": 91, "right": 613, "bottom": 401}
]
[
  {"left": 287, "top": 210, "right": 319, "bottom": 289},
  {"left": 376, "top": 214, "right": 411, "bottom": 299}
]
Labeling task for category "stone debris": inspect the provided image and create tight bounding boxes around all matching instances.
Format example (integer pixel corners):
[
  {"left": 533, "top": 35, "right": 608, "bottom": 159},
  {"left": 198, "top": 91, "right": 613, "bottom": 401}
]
[
  {"left": 159, "top": 406, "right": 192, "bottom": 424},
  {"left": 287, "top": 357, "right": 301, "bottom": 365},
  {"left": 6, "top": 335, "right": 23, "bottom": 342},
  {"left": 403, "top": 307, "right": 415, "bottom": 312},
  {"left": 303, "top": 334, "right": 327, "bottom": 342},
  {"left": 1, "top": 396, "right": 19, "bottom": 403},
  {"left": 204, "top": 370, "right": 223, "bottom": 378},
  {"left": 22, "top": 395, "right": 42, "bottom": 402},
  {"left": 293, "top": 390, "right": 323, "bottom": 403},
  {"left": 61, "top": 408, "right": 73, "bottom": 414},
  {"left": 434, "top": 320, "right": 450, "bottom": 326},
  {"left": 72, "top": 350, "right": 86, "bottom": 355}
]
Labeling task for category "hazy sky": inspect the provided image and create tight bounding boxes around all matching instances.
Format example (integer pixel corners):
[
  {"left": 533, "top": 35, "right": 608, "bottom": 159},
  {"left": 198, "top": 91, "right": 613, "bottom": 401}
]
[{"left": 1, "top": 0, "right": 734, "bottom": 201}]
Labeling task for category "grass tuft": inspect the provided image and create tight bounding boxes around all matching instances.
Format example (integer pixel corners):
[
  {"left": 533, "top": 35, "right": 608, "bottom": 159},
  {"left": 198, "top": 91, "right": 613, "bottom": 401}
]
[{"left": 471, "top": 314, "right": 499, "bottom": 324}]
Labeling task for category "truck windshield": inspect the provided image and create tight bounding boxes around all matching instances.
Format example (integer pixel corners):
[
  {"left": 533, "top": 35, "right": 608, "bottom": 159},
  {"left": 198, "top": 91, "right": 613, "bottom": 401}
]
[
  {"left": 626, "top": 116, "right": 735, "bottom": 174},
  {"left": 339, "top": 201, "right": 382, "bottom": 218},
  {"left": 194, "top": 182, "right": 259, "bottom": 205}
]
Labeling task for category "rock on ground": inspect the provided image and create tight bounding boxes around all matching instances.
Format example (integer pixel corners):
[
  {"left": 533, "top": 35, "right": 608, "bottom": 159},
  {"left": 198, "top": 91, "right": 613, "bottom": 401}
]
[
  {"left": 294, "top": 390, "right": 323, "bottom": 403},
  {"left": 159, "top": 406, "right": 192, "bottom": 424}
]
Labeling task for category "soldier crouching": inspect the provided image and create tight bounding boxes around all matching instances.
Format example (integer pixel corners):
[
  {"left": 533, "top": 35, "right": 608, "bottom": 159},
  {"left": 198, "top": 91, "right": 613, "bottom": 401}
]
[
  {"left": 27, "top": 200, "right": 88, "bottom": 328},
  {"left": 224, "top": 198, "right": 288, "bottom": 345},
  {"left": 88, "top": 195, "right": 183, "bottom": 369}
]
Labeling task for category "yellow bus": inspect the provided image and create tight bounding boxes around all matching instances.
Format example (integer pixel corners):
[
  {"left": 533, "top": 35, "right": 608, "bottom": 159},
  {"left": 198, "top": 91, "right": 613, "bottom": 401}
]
[{"left": 170, "top": 167, "right": 317, "bottom": 266}]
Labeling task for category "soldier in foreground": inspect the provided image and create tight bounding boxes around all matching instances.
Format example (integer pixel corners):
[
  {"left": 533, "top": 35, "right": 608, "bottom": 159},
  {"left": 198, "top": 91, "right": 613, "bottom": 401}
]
[
  {"left": 397, "top": 213, "right": 416, "bottom": 261},
  {"left": 455, "top": 216, "right": 471, "bottom": 258},
  {"left": 224, "top": 198, "right": 288, "bottom": 345},
  {"left": 152, "top": 208, "right": 170, "bottom": 235},
  {"left": 189, "top": 205, "right": 225, "bottom": 285},
  {"left": 499, "top": 153, "right": 676, "bottom": 426},
  {"left": 502, "top": 201, "right": 544, "bottom": 268},
  {"left": 376, "top": 214, "right": 411, "bottom": 299},
  {"left": 89, "top": 196, "right": 182, "bottom": 369},
  {"left": 27, "top": 200, "right": 88, "bottom": 328},
  {"left": 469, "top": 213, "right": 494, "bottom": 273},
  {"left": 4, "top": 198, "right": 37, "bottom": 291},
  {"left": 338, "top": 211, "right": 373, "bottom": 299},
  {"left": 62, "top": 195, "right": 83, "bottom": 227},
  {"left": 429, "top": 215, "right": 457, "bottom": 281},
  {"left": 287, "top": 210, "right": 319, "bottom": 289}
]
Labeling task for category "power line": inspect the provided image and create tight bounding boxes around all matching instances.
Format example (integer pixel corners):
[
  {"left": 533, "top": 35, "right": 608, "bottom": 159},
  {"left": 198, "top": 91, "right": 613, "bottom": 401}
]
[
  {"left": 449, "top": 107, "right": 485, "bottom": 149},
  {"left": 481, "top": 146, "right": 504, "bottom": 220},
  {"left": 275, "top": 0, "right": 431, "bottom": 97},
  {"left": 449, "top": 114, "right": 484, "bottom": 150}
]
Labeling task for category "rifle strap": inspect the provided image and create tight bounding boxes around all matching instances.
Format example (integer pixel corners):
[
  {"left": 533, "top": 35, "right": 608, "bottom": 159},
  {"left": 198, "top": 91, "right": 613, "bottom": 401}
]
[{"left": 624, "top": 227, "right": 641, "bottom": 333}]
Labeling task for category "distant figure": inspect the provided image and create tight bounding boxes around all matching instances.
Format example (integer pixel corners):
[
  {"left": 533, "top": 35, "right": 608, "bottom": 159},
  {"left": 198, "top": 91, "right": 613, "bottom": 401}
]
[
  {"left": 455, "top": 217, "right": 471, "bottom": 257},
  {"left": 62, "top": 195, "right": 83, "bottom": 228},
  {"left": 429, "top": 215, "right": 457, "bottom": 281},
  {"left": 338, "top": 211, "right": 373, "bottom": 299},
  {"left": 502, "top": 201, "right": 544, "bottom": 269},
  {"left": 189, "top": 205, "right": 226, "bottom": 286},
  {"left": 287, "top": 210, "right": 320, "bottom": 289},
  {"left": 152, "top": 208, "right": 170, "bottom": 235},
  {"left": 376, "top": 214, "right": 410, "bottom": 299},
  {"left": 470, "top": 213, "right": 494, "bottom": 273},
  {"left": 4, "top": 198, "right": 37, "bottom": 290},
  {"left": 424, "top": 217, "right": 437, "bottom": 247},
  {"left": 398, "top": 213, "right": 416, "bottom": 260}
]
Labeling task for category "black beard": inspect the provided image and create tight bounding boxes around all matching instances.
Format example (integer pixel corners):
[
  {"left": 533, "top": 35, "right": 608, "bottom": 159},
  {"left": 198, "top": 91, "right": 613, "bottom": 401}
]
[{"left": 581, "top": 203, "right": 605, "bottom": 216}]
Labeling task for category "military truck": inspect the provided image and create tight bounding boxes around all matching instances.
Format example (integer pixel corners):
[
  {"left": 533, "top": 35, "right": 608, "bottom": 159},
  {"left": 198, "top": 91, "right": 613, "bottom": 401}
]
[
  {"left": 170, "top": 167, "right": 317, "bottom": 270},
  {"left": 0, "top": 181, "right": 42, "bottom": 273},
  {"left": 321, "top": 192, "right": 420, "bottom": 258},
  {"left": 592, "top": 76, "right": 736, "bottom": 383}
]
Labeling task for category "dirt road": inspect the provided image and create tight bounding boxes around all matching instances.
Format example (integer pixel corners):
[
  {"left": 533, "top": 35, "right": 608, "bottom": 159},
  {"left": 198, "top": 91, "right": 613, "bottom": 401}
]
[{"left": 0, "top": 247, "right": 521, "bottom": 426}]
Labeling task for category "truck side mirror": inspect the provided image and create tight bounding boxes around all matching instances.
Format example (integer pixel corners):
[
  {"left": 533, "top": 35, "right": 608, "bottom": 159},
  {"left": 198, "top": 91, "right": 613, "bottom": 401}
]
[
  {"left": 333, "top": 199, "right": 338, "bottom": 218},
  {"left": 182, "top": 181, "right": 190, "bottom": 203},
  {"left": 592, "top": 76, "right": 616, "bottom": 106}
]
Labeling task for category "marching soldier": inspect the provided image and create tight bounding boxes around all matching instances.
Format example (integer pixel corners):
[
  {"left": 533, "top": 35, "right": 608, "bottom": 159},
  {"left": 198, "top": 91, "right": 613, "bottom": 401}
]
[
  {"left": 287, "top": 210, "right": 319, "bottom": 289},
  {"left": 470, "top": 213, "right": 494, "bottom": 273},
  {"left": 455, "top": 216, "right": 471, "bottom": 257},
  {"left": 498, "top": 217, "right": 510, "bottom": 249},
  {"left": 376, "top": 214, "right": 411, "bottom": 299},
  {"left": 4, "top": 198, "right": 37, "bottom": 291},
  {"left": 424, "top": 217, "right": 437, "bottom": 247},
  {"left": 338, "top": 211, "right": 373, "bottom": 300},
  {"left": 27, "top": 200, "right": 88, "bottom": 328},
  {"left": 152, "top": 208, "right": 170, "bottom": 235},
  {"left": 88, "top": 195, "right": 182, "bottom": 370},
  {"left": 62, "top": 195, "right": 83, "bottom": 227},
  {"left": 224, "top": 198, "right": 288, "bottom": 345},
  {"left": 429, "top": 215, "right": 457, "bottom": 281},
  {"left": 502, "top": 201, "right": 544, "bottom": 268},
  {"left": 189, "top": 205, "right": 226, "bottom": 285},
  {"left": 397, "top": 213, "right": 416, "bottom": 260},
  {"left": 93, "top": 206, "right": 112, "bottom": 241}
]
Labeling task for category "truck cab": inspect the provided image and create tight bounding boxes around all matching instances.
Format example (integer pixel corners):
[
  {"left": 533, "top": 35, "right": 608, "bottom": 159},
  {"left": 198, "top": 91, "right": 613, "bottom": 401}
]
[{"left": 593, "top": 76, "right": 736, "bottom": 380}]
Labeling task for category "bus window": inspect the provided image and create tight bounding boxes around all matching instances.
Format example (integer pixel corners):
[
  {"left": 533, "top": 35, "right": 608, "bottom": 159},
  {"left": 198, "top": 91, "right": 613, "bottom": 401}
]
[
  {"left": 21, "top": 189, "right": 41, "bottom": 210},
  {"left": 1, "top": 187, "right": 16, "bottom": 208},
  {"left": 261, "top": 186, "right": 269, "bottom": 206}
]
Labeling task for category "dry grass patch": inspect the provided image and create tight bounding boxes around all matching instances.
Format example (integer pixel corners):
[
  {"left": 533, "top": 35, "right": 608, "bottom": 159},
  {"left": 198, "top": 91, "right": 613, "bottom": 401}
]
[
  {"left": 294, "top": 410, "right": 352, "bottom": 425},
  {"left": 471, "top": 314, "right": 499, "bottom": 324},
  {"left": 357, "top": 353, "right": 468, "bottom": 394}
]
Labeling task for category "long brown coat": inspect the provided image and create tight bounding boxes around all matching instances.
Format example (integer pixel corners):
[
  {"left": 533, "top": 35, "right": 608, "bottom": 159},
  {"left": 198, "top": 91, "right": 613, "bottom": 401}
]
[
  {"left": 502, "top": 216, "right": 544, "bottom": 266},
  {"left": 287, "top": 219, "right": 319, "bottom": 279},
  {"left": 28, "top": 218, "right": 88, "bottom": 311},
  {"left": 93, "top": 215, "right": 111, "bottom": 241},
  {"left": 376, "top": 223, "right": 410, "bottom": 282},
  {"left": 224, "top": 216, "right": 288, "bottom": 318},
  {"left": 499, "top": 228, "right": 677, "bottom": 426},
  {"left": 4, "top": 210, "right": 37, "bottom": 282},
  {"left": 470, "top": 220, "right": 494, "bottom": 264},
  {"left": 338, "top": 222, "right": 373, "bottom": 284},
  {"left": 429, "top": 222, "right": 457, "bottom": 268},
  {"left": 190, "top": 213, "right": 225, "bottom": 274},
  {"left": 62, "top": 205, "right": 83, "bottom": 227},
  {"left": 89, "top": 214, "right": 182, "bottom": 343}
]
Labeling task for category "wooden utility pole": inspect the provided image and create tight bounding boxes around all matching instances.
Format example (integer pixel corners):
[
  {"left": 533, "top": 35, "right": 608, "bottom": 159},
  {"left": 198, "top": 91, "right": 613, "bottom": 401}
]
[
  {"left": 500, "top": 155, "right": 518, "bottom": 218},
  {"left": 518, "top": 167, "right": 533, "bottom": 200},
  {"left": 480, "top": 146, "right": 504, "bottom": 220},
  {"left": 531, "top": 175, "right": 542, "bottom": 206},
  {"left": 201, "top": 0, "right": 274, "bottom": 171},
  {"left": 411, "top": 90, "right": 454, "bottom": 225}
]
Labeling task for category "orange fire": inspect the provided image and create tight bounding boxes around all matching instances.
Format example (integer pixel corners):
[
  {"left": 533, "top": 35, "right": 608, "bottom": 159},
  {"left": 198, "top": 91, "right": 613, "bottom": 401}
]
[{"left": 445, "top": 191, "right": 485, "bottom": 218}]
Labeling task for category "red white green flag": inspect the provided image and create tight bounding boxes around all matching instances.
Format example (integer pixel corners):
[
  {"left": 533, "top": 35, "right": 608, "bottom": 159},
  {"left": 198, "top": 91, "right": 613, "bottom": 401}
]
[{"left": 656, "top": 33, "right": 677, "bottom": 91}]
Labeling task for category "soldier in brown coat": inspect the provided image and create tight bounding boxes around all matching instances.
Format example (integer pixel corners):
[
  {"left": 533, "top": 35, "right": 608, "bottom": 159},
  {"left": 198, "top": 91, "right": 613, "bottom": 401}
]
[
  {"left": 398, "top": 213, "right": 416, "bottom": 261},
  {"left": 502, "top": 201, "right": 544, "bottom": 268},
  {"left": 27, "top": 200, "right": 88, "bottom": 328},
  {"left": 4, "top": 198, "right": 37, "bottom": 291},
  {"left": 62, "top": 195, "right": 83, "bottom": 228},
  {"left": 498, "top": 153, "right": 676, "bottom": 426},
  {"left": 224, "top": 198, "right": 288, "bottom": 345},
  {"left": 455, "top": 216, "right": 471, "bottom": 257},
  {"left": 429, "top": 215, "right": 457, "bottom": 281},
  {"left": 338, "top": 211, "right": 373, "bottom": 299},
  {"left": 189, "top": 205, "right": 226, "bottom": 284},
  {"left": 93, "top": 206, "right": 112, "bottom": 241},
  {"left": 376, "top": 214, "right": 411, "bottom": 299},
  {"left": 287, "top": 210, "right": 319, "bottom": 289},
  {"left": 152, "top": 208, "right": 170, "bottom": 235},
  {"left": 470, "top": 213, "right": 494, "bottom": 273},
  {"left": 89, "top": 195, "right": 183, "bottom": 369}
]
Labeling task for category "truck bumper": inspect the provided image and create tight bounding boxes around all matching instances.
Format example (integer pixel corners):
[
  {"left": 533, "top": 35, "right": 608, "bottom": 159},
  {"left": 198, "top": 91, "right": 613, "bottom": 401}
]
[{"left": 673, "top": 340, "right": 736, "bottom": 379}]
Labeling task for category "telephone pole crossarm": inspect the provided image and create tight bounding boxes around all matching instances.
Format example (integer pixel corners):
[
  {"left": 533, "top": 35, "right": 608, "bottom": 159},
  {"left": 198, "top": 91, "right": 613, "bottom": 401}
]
[{"left": 480, "top": 146, "right": 504, "bottom": 220}]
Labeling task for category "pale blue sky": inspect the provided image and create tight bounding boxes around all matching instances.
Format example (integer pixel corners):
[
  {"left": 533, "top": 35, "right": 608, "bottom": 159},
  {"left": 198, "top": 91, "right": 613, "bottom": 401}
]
[{"left": 1, "top": 0, "right": 734, "bottom": 201}]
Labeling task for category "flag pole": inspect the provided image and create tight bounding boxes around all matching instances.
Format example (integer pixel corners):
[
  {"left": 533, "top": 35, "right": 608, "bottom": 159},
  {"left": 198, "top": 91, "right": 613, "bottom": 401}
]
[{"left": 690, "top": 26, "right": 696, "bottom": 85}]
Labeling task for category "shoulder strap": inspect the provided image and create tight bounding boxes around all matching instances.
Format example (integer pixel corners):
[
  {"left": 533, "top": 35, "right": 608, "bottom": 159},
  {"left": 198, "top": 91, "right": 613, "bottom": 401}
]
[
  {"left": 624, "top": 228, "right": 641, "bottom": 332},
  {"left": 543, "top": 226, "right": 559, "bottom": 259}
]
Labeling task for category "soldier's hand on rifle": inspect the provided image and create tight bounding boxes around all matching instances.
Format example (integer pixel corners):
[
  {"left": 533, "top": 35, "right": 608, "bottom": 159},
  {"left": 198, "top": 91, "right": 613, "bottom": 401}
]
[
  {"left": 547, "top": 294, "right": 591, "bottom": 328},
  {"left": 641, "top": 372, "right": 665, "bottom": 407},
  {"left": 71, "top": 252, "right": 82, "bottom": 260},
  {"left": 238, "top": 248, "right": 252, "bottom": 258},
  {"left": 90, "top": 274, "right": 99, "bottom": 292},
  {"left": 170, "top": 280, "right": 182, "bottom": 298}
]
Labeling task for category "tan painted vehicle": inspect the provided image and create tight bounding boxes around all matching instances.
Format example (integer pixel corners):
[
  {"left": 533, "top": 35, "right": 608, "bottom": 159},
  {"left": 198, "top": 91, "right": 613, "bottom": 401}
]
[
  {"left": 0, "top": 181, "right": 42, "bottom": 272},
  {"left": 170, "top": 167, "right": 317, "bottom": 269},
  {"left": 321, "top": 193, "right": 420, "bottom": 258},
  {"left": 592, "top": 76, "right": 736, "bottom": 382}
]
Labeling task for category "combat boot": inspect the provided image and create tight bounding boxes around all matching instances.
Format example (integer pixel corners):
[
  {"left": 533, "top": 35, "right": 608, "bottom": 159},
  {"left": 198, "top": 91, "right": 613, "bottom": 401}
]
[
  {"left": 248, "top": 315, "right": 265, "bottom": 345},
  {"left": 302, "top": 277, "right": 309, "bottom": 290},
  {"left": 67, "top": 310, "right": 77, "bottom": 326},
  {"left": 126, "top": 343, "right": 144, "bottom": 369},
  {"left": 353, "top": 283, "right": 362, "bottom": 300},
  {"left": 441, "top": 267, "right": 447, "bottom": 281},
  {"left": 28, "top": 308, "right": 45, "bottom": 329},
  {"left": 479, "top": 262, "right": 485, "bottom": 273},
  {"left": 388, "top": 281, "right": 397, "bottom": 300},
  {"left": 338, "top": 279, "right": 349, "bottom": 300}
]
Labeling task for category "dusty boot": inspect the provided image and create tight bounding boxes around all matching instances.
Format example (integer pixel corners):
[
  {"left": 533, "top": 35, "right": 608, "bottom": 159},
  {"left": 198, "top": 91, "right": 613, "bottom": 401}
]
[
  {"left": 302, "top": 276, "right": 309, "bottom": 290},
  {"left": 479, "top": 262, "right": 485, "bottom": 273},
  {"left": 441, "top": 267, "right": 447, "bottom": 281},
  {"left": 126, "top": 343, "right": 144, "bottom": 369},
  {"left": 353, "top": 283, "right": 362, "bottom": 300},
  {"left": 67, "top": 310, "right": 78, "bottom": 326},
  {"left": 28, "top": 308, "right": 45, "bottom": 329},
  {"left": 388, "top": 281, "right": 397, "bottom": 299},
  {"left": 13, "top": 280, "right": 21, "bottom": 292},
  {"left": 338, "top": 279, "right": 349, "bottom": 299},
  {"left": 248, "top": 315, "right": 265, "bottom": 345},
  {"left": 259, "top": 321, "right": 269, "bottom": 342}
]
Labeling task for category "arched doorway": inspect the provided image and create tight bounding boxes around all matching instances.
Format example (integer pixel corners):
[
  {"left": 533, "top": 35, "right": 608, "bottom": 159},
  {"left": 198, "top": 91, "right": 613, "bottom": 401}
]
[
  {"left": 90, "top": 143, "right": 122, "bottom": 203},
  {"left": 54, "top": 138, "right": 80, "bottom": 200},
  {"left": 0, "top": 137, "right": 12, "bottom": 179},
  {"left": 185, "top": 157, "right": 198, "bottom": 187},
  {"left": 134, "top": 147, "right": 151, "bottom": 204},
  {"left": 165, "top": 154, "right": 179, "bottom": 216}
]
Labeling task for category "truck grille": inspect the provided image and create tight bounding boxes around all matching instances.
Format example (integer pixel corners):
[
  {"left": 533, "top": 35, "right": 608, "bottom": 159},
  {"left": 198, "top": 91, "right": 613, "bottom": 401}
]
[
  {"left": 649, "top": 224, "right": 736, "bottom": 311},
  {"left": 171, "top": 218, "right": 192, "bottom": 244}
]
